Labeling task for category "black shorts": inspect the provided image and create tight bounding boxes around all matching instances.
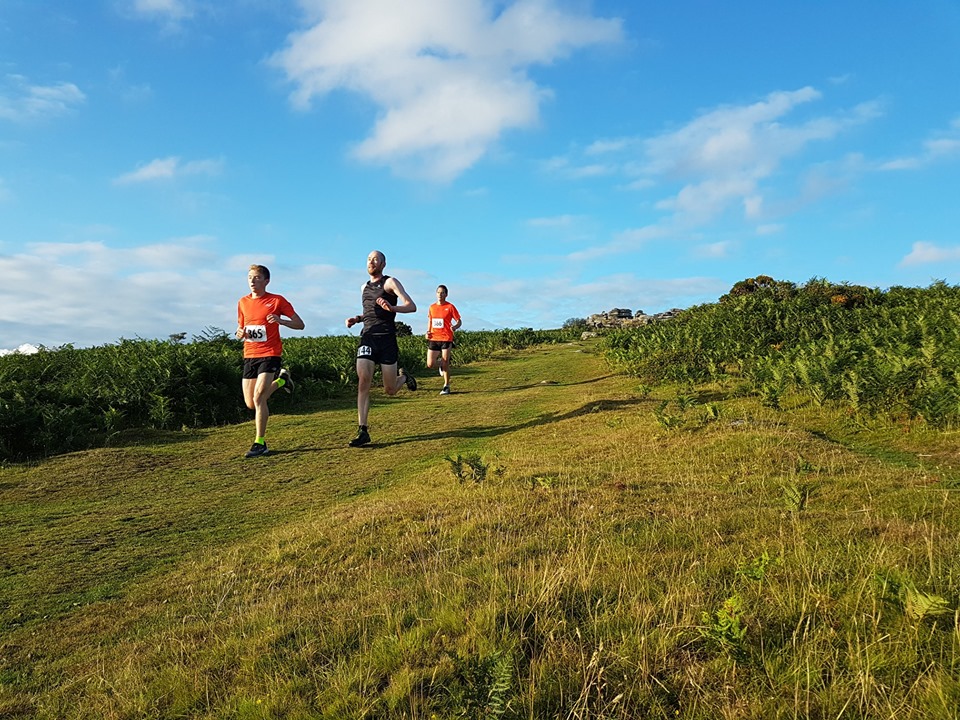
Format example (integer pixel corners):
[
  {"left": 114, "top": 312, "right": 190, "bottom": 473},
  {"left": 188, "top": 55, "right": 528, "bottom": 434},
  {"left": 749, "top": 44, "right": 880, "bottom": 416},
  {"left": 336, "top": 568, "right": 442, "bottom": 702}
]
[
  {"left": 243, "top": 356, "right": 282, "bottom": 379},
  {"left": 427, "top": 340, "right": 453, "bottom": 351},
  {"left": 357, "top": 333, "right": 399, "bottom": 366}
]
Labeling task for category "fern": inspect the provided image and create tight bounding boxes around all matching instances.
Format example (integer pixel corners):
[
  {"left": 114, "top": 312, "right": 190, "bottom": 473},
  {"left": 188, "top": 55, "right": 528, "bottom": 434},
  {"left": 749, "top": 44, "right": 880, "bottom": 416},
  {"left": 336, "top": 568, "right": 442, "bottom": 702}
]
[
  {"left": 699, "top": 595, "right": 748, "bottom": 659},
  {"left": 485, "top": 652, "right": 513, "bottom": 720},
  {"left": 875, "top": 571, "right": 954, "bottom": 622},
  {"left": 781, "top": 482, "right": 812, "bottom": 513},
  {"left": 445, "top": 454, "right": 489, "bottom": 483}
]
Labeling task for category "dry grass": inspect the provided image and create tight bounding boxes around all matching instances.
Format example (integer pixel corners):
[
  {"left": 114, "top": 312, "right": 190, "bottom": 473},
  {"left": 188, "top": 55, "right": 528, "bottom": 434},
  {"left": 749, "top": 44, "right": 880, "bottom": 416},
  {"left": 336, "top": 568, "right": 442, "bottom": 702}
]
[{"left": 2, "top": 341, "right": 959, "bottom": 718}]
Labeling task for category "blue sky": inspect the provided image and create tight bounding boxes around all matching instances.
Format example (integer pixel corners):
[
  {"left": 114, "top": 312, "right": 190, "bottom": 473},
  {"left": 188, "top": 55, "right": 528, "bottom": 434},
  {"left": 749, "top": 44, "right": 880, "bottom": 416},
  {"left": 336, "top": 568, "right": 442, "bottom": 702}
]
[{"left": 2, "top": 1, "right": 959, "bottom": 351}]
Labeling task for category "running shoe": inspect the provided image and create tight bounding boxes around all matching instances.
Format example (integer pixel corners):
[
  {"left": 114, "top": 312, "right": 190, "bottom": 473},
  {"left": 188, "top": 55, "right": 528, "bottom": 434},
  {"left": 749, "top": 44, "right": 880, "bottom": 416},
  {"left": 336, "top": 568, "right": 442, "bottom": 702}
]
[
  {"left": 349, "top": 427, "right": 371, "bottom": 447},
  {"left": 278, "top": 368, "right": 295, "bottom": 394},
  {"left": 245, "top": 442, "right": 269, "bottom": 458},
  {"left": 400, "top": 369, "right": 417, "bottom": 391},
  {"left": 440, "top": 385, "right": 451, "bottom": 395}
]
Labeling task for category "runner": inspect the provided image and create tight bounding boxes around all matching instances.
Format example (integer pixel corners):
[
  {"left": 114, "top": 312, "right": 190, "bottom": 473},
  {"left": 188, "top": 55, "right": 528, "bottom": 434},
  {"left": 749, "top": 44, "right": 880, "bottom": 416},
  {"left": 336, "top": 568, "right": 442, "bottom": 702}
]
[
  {"left": 425, "top": 284, "right": 461, "bottom": 395},
  {"left": 344, "top": 250, "right": 417, "bottom": 447},
  {"left": 236, "top": 264, "right": 304, "bottom": 458}
]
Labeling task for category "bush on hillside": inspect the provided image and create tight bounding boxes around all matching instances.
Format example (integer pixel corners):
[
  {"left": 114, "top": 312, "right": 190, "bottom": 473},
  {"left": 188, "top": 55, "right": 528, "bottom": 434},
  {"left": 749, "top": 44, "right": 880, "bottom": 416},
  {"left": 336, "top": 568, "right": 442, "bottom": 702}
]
[{"left": 606, "top": 278, "right": 960, "bottom": 427}]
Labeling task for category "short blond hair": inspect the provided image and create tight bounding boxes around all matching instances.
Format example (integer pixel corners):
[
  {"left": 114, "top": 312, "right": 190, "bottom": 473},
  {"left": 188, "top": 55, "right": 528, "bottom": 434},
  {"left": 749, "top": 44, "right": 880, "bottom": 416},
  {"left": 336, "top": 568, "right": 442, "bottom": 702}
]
[{"left": 248, "top": 264, "right": 270, "bottom": 280}]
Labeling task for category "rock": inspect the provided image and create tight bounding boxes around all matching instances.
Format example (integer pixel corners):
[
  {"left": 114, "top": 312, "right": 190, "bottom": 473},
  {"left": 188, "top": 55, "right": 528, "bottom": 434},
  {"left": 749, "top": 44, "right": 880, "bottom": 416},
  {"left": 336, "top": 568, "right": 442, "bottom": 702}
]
[{"left": 585, "top": 307, "right": 683, "bottom": 329}]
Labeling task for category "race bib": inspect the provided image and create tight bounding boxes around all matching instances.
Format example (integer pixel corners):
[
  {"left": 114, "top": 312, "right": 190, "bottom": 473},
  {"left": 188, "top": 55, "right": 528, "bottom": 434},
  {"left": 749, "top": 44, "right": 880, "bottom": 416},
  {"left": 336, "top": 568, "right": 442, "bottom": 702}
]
[
  {"left": 431, "top": 318, "right": 445, "bottom": 329},
  {"left": 244, "top": 324, "right": 267, "bottom": 342},
  {"left": 357, "top": 345, "right": 373, "bottom": 358}
]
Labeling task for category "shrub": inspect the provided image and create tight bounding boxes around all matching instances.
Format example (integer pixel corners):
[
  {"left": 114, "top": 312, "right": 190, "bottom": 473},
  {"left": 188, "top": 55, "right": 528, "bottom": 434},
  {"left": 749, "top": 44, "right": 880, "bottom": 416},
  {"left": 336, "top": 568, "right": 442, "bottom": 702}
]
[{"left": 604, "top": 279, "right": 960, "bottom": 427}]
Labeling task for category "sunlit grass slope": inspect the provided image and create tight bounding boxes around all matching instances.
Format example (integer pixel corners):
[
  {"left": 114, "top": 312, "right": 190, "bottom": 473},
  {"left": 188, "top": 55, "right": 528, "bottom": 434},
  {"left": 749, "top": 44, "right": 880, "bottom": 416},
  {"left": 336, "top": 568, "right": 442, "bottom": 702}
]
[{"left": 2, "top": 341, "right": 959, "bottom": 719}]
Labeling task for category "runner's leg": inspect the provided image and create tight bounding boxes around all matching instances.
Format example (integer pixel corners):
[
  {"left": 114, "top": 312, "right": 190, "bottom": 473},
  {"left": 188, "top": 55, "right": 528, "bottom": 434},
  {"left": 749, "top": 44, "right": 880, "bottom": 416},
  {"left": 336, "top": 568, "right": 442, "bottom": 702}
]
[
  {"left": 440, "top": 347, "right": 452, "bottom": 386},
  {"left": 242, "top": 377, "right": 256, "bottom": 411},
  {"left": 382, "top": 363, "right": 404, "bottom": 395},
  {"left": 253, "top": 370, "right": 277, "bottom": 439},
  {"left": 356, "top": 358, "right": 375, "bottom": 426}
]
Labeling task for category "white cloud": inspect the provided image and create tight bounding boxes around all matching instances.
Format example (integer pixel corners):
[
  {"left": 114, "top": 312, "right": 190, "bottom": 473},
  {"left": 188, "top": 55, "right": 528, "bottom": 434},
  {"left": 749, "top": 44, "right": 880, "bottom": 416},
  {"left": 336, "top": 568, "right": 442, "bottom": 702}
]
[
  {"left": 113, "top": 156, "right": 224, "bottom": 184},
  {"left": 0, "top": 234, "right": 728, "bottom": 349},
  {"left": 743, "top": 195, "right": 763, "bottom": 219},
  {"left": 0, "top": 75, "right": 85, "bottom": 122},
  {"left": 0, "top": 344, "right": 39, "bottom": 357},
  {"left": 566, "top": 163, "right": 615, "bottom": 179},
  {"left": 540, "top": 154, "right": 616, "bottom": 180},
  {"left": 899, "top": 241, "right": 960, "bottom": 267},
  {"left": 756, "top": 223, "right": 784, "bottom": 236},
  {"left": 692, "top": 241, "right": 732, "bottom": 259},
  {"left": 0, "top": 238, "right": 240, "bottom": 348},
  {"left": 655, "top": 175, "right": 757, "bottom": 223},
  {"left": 108, "top": 66, "right": 154, "bottom": 104},
  {"left": 567, "top": 224, "right": 669, "bottom": 262},
  {"left": 879, "top": 116, "right": 960, "bottom": 171},
  {"left": 271, "top": 0, "right": 622, "bottom": 181},
  {"left": 0, "top": 240, "right": 411, "bottom": 348},
  {"left": 637, "top": 90, "right": 880, "bottom": 224},
  {"left": 527, "top": 214, "right": 580, "bottom": 228},
  {"left": 553, "top": 87, "right": 882, "bottom": 262},
  {"left": 880, "top": 137, "right": 960, "bottom": 171},
  {"left": 127, "top": 0, "right": 193, "bottom": 21},
  {"left": 585, "top": 137, "right": 634, "bottom": 155},
  {"left": 624, "top": 177, "right": 655, "bottom": 191},
  {"left": 458, "top": 271, "right": 724, "bottom": 327}
]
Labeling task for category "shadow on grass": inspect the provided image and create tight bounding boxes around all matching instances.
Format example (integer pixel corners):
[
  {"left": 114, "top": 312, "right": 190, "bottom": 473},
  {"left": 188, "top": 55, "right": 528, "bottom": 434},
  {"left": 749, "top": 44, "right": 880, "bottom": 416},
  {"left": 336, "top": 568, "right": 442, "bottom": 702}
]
[
  {"left": 393, "top": 396, "right": 646, "bottom": 444},
  {"left": 455, "top": 375, "right": 615, "bottom": 393},
  {"left": 102, "top": 427, "right": 208, "bottom": 451},
  {"left": 495, "top": 374, "right": 616, "bottom": 391}
]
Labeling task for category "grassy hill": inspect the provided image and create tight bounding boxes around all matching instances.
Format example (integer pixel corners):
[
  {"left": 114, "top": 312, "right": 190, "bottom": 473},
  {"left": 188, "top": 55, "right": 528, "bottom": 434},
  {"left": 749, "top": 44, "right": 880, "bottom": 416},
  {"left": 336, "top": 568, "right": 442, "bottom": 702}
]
[{"left": 2, "top": 340, "right": 959, "bottom": 719}]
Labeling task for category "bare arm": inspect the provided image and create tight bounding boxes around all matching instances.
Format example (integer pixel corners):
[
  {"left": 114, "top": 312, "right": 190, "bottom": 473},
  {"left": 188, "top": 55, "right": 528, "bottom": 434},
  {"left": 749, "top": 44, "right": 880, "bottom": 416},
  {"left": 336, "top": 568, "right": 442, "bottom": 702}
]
[
  {"left": 267, "top": 310, "right": 305, "bottom": 331},
  {"left": 380, "top": 277, "right": 416, "bottom": 314},
  {"left": 346, "top": 282, "right": 366, "bottom": 327}
]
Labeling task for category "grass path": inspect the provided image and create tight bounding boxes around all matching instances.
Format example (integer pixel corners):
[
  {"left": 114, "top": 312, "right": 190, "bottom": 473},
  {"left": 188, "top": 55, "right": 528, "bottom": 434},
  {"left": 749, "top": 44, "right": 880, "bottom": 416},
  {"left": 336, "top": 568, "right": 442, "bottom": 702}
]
[
  {"left": 1, "top": 344, "right": 607, "bottom": 621},
  {"left": 3, "top": 341, "right": 959, "bottom": 719}
]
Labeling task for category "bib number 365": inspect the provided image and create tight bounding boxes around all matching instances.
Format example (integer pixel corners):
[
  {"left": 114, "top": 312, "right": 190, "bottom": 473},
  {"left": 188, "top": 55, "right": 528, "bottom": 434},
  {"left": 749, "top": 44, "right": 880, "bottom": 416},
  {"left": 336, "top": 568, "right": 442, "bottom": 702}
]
[{"left": 245, "top": 324, "right": 267, "bottom": 342}]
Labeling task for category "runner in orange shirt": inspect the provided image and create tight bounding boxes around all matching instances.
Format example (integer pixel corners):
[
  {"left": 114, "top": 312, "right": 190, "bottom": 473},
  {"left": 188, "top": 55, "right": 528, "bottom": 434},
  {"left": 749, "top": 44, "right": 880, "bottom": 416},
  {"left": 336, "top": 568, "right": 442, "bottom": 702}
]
[
  {"left": 426, "top": 284, "right": 461, "bottom": 395},
  {"left": 236, "top": 264, "right": 304, "bottom": 458}
]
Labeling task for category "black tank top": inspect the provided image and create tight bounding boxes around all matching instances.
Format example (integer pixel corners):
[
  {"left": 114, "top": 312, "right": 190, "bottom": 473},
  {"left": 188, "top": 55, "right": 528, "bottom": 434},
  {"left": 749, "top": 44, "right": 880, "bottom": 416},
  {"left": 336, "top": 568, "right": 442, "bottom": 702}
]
[{"left": 361, "top": 275, "right": 398, "bottom": 335}]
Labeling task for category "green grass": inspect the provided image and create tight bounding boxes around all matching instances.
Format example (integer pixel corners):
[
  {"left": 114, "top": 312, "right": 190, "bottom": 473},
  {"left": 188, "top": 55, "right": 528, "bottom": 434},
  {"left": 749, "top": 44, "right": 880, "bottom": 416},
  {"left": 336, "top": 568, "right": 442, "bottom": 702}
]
[{"left": 2, "top": 340, "right": 959, "bottom": 718}]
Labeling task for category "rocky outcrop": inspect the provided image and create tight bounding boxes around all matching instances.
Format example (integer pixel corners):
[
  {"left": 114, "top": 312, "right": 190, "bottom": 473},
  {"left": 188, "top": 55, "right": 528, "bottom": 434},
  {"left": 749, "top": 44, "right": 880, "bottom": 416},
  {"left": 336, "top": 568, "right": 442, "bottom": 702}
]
[{"left": 585, "top": 307, "right": 684, "bottom": 329}]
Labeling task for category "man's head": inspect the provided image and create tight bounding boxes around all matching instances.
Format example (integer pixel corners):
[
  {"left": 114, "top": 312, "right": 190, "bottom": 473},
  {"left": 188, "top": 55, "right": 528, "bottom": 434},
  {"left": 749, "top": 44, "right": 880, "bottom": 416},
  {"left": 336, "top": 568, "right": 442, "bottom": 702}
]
[
  {"left": 366, "top": 251, "right": 386, "bottom": 276},
  {"left": 248, "top": 264, "right": 270, "bottom": 295}
]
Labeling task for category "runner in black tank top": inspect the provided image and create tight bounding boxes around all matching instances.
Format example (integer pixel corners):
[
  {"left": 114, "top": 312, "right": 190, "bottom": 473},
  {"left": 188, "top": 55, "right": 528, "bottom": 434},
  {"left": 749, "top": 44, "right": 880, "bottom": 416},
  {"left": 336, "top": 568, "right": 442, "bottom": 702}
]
[
  {"left": 361, "top": 275, "right": 398, "bottom": 336},
  {"left": 344, "top": 251, "right": 418, "bottom": 446}
]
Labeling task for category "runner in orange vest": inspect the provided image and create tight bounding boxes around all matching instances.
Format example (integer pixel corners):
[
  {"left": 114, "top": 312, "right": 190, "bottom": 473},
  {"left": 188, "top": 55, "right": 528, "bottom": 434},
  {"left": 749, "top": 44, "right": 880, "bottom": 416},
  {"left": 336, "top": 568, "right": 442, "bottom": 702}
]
[
  {"left": 426, "top": 284, "right": 461, "bottom": 395},
  {"left": 236, "top": 264, "right": 304, "bottom": 457}
]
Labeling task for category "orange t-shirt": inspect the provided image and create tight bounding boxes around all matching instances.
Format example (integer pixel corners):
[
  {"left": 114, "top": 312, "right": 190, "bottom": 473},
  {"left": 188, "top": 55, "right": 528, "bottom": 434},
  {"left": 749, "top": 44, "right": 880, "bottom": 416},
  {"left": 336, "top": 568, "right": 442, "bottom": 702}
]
[
  {"left": 426, "top": 301, "right": 461, "bottom": 342},
  {"left": 237, "top": 292, "right": 296, "bottom": 358}
]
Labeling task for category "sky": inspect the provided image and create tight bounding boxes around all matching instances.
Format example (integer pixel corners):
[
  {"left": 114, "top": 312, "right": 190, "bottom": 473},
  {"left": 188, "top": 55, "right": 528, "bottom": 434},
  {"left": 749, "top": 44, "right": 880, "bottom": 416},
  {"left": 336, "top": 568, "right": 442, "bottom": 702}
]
[{"left": 2, "top": 0, "right": 959, "bottom": 351}]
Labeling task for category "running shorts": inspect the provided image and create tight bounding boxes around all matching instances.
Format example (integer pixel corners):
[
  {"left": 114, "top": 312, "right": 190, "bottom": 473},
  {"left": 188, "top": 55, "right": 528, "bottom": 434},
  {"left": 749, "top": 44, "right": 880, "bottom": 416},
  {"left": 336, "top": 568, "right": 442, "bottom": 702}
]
[
  {"left": 243, "top": 356, "right": 282, "bottom": 379},
  {"left": 357, "top": 333, "right": 399, "bottom": 366}
]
